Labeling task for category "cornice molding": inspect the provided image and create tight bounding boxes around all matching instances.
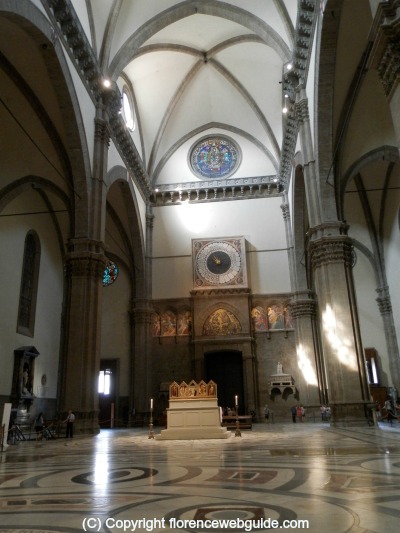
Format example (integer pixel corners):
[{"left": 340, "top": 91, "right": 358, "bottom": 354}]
[
  {"left": 151, "top": 177, "right": 282, "bottom": 205},
  {"left": 43, "top": 0, "right": 151, "bottom": 198},
  {"left": 278, "top": 0, "right": 318, "bottom": 189},
  {"left": 368, "top": 0, "right": 400, "bottom": 99}
]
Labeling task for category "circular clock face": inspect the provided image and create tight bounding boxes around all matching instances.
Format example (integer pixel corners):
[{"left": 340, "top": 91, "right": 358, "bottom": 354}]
[{"left": 196, "top": 242, "right": 241, "bottom": 285}]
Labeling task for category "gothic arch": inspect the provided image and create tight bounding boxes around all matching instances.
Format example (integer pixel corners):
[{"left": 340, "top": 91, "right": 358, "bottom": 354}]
[{"left": 0, "top": 1, "right": 92, "bottom": 234}]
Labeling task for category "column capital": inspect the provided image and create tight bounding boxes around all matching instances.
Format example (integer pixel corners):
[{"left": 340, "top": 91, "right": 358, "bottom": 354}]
[
  {"left": 309, "top": 235, "right": 353, "bottom": 270},
  {"left": 289, "top": 291, "right": 318, "bottom": 319},
  {"left": 376, "top": 286, "right": 393, "bottom": 315},
  {"left": 289, "top": 299, "right": 317, "bottom": 319},
  {"left": 280, "top": 202, "right": 290, "bottom": 220},
  {"left": 295, "top": 97, "right": 310, "bottom": 124},
  {"left": 130, "top": 299, "right": 154, "bottom": 325},
  {"left": 65, "top": 239, "right": 106, "bottom": 279},
  {"left": 94, "top": 117, "right": 111, "bottom": 147}
]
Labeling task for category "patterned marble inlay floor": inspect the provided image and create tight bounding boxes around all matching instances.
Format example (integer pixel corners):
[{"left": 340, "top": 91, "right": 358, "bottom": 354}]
[{"left": 1, "top": 422, "right": 400, "bottom": 532}]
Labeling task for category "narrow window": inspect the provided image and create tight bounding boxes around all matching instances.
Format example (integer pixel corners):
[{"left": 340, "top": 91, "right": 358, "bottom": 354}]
[{"left": 17, "top": 231, "right": 40, "bottom": 336}]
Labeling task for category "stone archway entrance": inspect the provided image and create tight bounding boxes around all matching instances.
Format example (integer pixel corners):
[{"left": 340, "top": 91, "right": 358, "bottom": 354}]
[{"left": 204, "top": 350, "right": 245, "bottom": 414}]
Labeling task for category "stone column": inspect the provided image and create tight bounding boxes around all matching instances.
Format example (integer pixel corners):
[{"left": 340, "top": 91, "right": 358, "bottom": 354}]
[
  {"left": 290, "top": 292, "right": 324, "bottom": 413},
  {"left": 376, "top": 286, "right": 400, "bottom": 392},
  {"left": 242, "top": 347, "right": 257, "bottom": 415},
  {"left": 130, "top": 299, "right": 154, "bottom": 415},
  {"left": 308, "top": 224, "right": 372, "bottom": 426},
  {"left": 280, "top": 199, "right": 296, "bottom": 290},
  {"left": 59, "top": 103, "right": 110, "bottom": 433},
  {"left": 61, "top": 239, "right": 106, "bottom": 434},
  {"left": 130, "top": 207, "right": 154, "bottom": 417}
]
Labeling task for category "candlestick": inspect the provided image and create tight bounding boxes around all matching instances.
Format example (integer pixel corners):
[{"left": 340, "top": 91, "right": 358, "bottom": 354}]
[
  {"left": 148, "top": 398, "right": 154, "bottom": 439},
  {"left": 234, "top": 395, "right": 241, "bottom": 437}
]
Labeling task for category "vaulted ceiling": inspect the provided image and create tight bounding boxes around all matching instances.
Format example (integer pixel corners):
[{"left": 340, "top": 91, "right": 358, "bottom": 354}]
[{"left": 78, "top": 0, "right": 310, "bottom": 191}]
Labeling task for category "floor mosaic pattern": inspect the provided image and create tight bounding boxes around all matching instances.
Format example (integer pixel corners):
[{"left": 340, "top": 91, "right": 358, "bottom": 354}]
[{"left": 1, "top": 422, "right": 400, "bottom": 532}]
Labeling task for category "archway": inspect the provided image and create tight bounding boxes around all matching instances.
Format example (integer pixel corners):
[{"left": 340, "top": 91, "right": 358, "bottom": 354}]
[{"left": 204, "top": 350, "right": 244, "bottom": 414}]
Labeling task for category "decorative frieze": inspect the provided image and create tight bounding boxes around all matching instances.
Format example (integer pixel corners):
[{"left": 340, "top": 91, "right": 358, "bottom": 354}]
[
  {"left": 191, "top": 288, "right": 251, "bottom": 297},
  {"left": 377, "top": 39, "right": 400, "bottom": 97},
  {"left": 368, "top": 0, "right": 400, "bottom": 98}
]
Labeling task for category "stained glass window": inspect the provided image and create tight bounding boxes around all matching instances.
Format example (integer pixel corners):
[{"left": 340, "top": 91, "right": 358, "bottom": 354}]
[
  {"left": 190, "top": 135, "right": 241, "bottom": 179},
  {"left": 122, "top": 88, "right": 135, "bottom": 131},
  {"left": 103, "top": 260, "right": 119, "bottom": 287}
]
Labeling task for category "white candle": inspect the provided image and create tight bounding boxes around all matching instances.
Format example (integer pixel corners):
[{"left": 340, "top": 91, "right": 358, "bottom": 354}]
[
  {"left": 150, "top": 398, "right": 153, "bottom": 409},
  {"left": 235, "top": 395, "right": 238, "bottom": 406}
]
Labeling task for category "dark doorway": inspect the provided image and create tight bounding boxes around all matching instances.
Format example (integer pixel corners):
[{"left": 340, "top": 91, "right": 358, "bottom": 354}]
[
  {"left": 204, "top": 350, "right": 244, "bottom": 413},
  {"left": 98, "top": 359, "right": 118, "bottom": 428}
]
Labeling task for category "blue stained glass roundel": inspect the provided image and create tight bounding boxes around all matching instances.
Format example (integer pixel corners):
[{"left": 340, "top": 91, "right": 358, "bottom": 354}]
[
  {"left": 103, "top": 261, "right": 119, "bottom": 287},
  {"left": 190, "top": 136, "right": 241, "bottom": 179}
]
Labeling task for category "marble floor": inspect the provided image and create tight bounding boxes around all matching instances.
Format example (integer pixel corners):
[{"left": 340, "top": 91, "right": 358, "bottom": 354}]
[{"left": 1, "top": 421, "right": 400, "bottom": 533}]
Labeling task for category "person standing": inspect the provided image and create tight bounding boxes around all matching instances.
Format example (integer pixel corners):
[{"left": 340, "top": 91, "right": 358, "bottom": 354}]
[
  {"left": 65, "top": 410, "right": 75, "bottom": 438},
  {"left": 35, "top": 412, "right": 44, "bottom": 440},
  {"left": 297, "top": 404, "right": 304, "bottom": 422},
  {"left": 291, "top": 405, "right": 297, "bottom": 423},
  {"left": 384, "top": 398, "right": 394, "bottom": 426}
]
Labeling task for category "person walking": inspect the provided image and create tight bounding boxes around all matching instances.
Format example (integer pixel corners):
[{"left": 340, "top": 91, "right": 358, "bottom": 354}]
[{"left": 65, "top": 410, "right": 75, "bottom": 438}]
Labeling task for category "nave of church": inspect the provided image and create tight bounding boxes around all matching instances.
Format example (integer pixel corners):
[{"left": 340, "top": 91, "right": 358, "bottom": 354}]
[
  {"left": 1, "top": 0, "right": 400, "bottom": 441},
  {"left": 1, "top": 422, "right": 400, "bottom": 533}
]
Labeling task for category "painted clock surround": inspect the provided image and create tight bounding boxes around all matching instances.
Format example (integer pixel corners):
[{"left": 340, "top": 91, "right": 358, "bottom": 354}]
[{"left": 192, "top": 237, "right": 247, "bottom": 289}]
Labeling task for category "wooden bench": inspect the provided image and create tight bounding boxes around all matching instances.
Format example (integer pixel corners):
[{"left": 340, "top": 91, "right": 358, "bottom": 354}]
[{"left": 222, "top": 415, "right": 253, "bottom": 429}]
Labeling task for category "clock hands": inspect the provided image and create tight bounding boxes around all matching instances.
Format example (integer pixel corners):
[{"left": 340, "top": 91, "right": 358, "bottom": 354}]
[{"left": 212, "top": 255, "right": 222, "bottom": 265}]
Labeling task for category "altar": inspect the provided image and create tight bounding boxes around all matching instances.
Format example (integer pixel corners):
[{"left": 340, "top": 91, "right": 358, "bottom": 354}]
[{"left": 156, "top": 380, "right": 230, "bottom": 440}]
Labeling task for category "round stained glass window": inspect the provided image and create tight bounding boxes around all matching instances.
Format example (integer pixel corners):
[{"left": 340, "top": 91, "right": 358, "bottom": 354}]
[
  {"left": 189, "top": 135, "right": 241, "bottom": 179},
  {"left": 103, "top": 261, "right": 119, "bottom": 287}
]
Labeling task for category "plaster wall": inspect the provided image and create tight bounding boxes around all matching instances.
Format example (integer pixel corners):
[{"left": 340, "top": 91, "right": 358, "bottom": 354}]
[
  {"left": 383, "top": 189, "right": 400, "bottom": 352},
  {"left": 152, "top": 197, "right": 290, "bottom": 299},
  {"left": 0, "top": 191, "right": 63, "bottom": 401},
  {"left": 353, "top": 252, "right": 390, "bottom": 384},
  {"left": 101, "top": 266, "right": 131, "bottom": 397},
  {"left": 70, "top": 0, "right": 95, "bottom": 48},
  {"left": 157, "top": 131, "right": 277, "bottom": 185}
]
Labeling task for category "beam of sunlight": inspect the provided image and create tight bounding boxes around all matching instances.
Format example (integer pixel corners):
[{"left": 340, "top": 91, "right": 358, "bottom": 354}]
[
  {"left": 297, "top": 344, "right": 318, "bottom": 385},
  {"left": 322, "top": 304, "right": 357, "bottom": 371},
  {"left": 92, "top": 438, "right": 110, "bottom": 493}
]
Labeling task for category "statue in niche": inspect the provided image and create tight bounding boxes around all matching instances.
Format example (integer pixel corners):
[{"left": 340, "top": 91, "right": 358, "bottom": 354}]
[
  {"left": 21, "top": 362, "right": 33, "bottom": 396},
  {"left": 277, "top": 362, "right": 283, "bottom": 375}
]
